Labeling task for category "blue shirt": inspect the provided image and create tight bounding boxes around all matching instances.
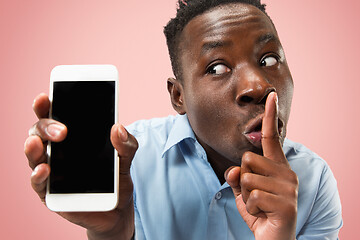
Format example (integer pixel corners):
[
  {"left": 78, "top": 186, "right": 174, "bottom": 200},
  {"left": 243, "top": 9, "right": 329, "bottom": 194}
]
[{"left": 127, "top": 114, "right": 342, "bottom": 240}]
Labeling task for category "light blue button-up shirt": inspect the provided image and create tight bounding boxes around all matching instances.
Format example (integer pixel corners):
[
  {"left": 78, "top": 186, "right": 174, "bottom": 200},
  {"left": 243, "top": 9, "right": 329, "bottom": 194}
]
[{"left": 127, "top": 114, "right": 342, "bottom": 240}]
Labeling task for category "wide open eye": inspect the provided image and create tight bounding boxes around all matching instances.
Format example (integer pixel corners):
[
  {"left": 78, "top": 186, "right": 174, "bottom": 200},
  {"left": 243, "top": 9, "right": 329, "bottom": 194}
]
[
  {"left": 260, "top": 55, "right": 278, "bottom": 67},
  {"left": 206, "top": 63, "right": 231, "bottom": 75}
]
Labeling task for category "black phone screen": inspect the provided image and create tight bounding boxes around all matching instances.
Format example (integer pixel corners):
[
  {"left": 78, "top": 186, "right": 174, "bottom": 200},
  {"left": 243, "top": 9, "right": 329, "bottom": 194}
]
[{"left": 50, "top": 81, "right": 115, "bottom": 194}]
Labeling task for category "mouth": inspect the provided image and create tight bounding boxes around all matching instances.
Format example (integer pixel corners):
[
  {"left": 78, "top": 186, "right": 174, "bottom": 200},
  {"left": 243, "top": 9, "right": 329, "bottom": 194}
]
[{"left": 243, "top": 115, "right": 284, "bottom": 149}]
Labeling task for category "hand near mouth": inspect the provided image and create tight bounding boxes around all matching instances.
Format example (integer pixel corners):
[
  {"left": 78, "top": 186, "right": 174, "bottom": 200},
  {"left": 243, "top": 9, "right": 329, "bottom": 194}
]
[{"left": 225, "top": 92, "right": 298, "bottom": 240}]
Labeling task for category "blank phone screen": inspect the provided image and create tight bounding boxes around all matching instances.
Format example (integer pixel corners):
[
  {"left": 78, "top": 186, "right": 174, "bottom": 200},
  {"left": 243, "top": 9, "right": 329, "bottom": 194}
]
[{"left": 50, "top": 81, "right": 115, "bottom": 193}]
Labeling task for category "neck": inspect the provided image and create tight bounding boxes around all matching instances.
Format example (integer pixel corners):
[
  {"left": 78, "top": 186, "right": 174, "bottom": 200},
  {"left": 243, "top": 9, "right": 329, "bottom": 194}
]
[
  {"left": 206, "top": 151, "right": 238, "bottom": 185},
  {"left": 194, "top": 136, "right": 239, "bottom": 185}
]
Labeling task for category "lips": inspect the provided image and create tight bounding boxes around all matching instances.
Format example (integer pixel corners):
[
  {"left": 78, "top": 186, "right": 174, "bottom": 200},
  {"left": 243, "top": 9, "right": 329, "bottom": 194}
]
[{"left": 243, "top": 114, "right": 283, "bottom": 148}]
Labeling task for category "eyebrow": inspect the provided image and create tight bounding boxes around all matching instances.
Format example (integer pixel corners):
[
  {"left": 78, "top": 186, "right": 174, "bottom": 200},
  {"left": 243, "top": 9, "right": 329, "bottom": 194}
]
[
  {"left": 200, "top": 33, "right": 278, "bottom": 56},
  {"left": 200, "top": 40, "right": 232, "bottom": 55},
  {"left": 256, "top": 33, "right": 277, "bottom": 45}
]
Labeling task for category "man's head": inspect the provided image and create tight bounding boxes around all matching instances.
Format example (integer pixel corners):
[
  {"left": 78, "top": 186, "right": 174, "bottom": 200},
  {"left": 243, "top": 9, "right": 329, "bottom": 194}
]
[{"left": 164, "top": 0, "right": 294, "bottom": 165}]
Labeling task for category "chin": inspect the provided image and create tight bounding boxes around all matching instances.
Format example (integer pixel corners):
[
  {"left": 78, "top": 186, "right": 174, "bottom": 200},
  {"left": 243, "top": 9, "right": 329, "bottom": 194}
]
[{"left": 227, "top": 144, "right": 263, "bottom": 165}]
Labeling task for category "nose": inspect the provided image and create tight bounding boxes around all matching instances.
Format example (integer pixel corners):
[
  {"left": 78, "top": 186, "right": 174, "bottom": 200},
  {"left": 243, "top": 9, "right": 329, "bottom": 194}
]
[{"left": 235, "top": 67, "right": 275, "bottom": 106}]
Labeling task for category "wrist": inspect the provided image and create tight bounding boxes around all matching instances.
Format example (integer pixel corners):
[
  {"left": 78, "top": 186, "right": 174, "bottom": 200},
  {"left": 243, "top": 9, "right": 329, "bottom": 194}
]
[
  {"left": 87, "top": 229, "right": 134, "bottom": 240},
  {"left": 87, "top": 200, "right": 135, "bottom": 240}
]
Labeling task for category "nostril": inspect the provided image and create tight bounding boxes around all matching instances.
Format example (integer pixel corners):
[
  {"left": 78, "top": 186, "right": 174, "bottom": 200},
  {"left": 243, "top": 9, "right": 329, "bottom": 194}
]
[
  {"left": 259, "top": 96, "right": 267, "bottom": 105},
  {"left": 259, "top": 89, "right": 276, "bottom": 105},
  {"left": 240, "top": 96, "right": 253, "bottom": 103}
]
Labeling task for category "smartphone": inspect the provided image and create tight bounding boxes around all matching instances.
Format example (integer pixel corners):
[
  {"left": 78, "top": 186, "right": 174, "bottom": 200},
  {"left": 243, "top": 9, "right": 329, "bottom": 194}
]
[{"left": 46, "top": 65, "right": 119, "bottom": 212}]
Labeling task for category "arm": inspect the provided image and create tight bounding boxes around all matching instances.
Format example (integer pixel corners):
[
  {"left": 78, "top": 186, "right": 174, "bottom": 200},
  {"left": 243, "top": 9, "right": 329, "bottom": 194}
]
[{"left": 24, "top": 93, "right": 138, "bottom": 240}]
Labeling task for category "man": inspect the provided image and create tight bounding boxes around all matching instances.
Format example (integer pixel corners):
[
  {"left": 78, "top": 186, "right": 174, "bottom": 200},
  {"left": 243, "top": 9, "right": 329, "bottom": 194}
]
[{"left": 25, "top": 0, "right": 342, "bottom": 239}]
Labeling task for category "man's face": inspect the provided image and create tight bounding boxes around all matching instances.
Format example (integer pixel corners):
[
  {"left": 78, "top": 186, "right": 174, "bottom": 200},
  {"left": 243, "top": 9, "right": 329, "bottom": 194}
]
[{"left": 173, "top": 3, "right": 294, "bottom": 164}]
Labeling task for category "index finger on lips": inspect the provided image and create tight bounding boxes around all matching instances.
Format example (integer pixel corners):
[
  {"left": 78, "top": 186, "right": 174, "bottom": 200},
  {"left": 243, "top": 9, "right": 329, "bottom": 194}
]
[
  {"left": 33, "top": 93, "right": 50, "bottom": 119},
  {"left": 261, "top": 92, "right": 286, "bottom": 163}
]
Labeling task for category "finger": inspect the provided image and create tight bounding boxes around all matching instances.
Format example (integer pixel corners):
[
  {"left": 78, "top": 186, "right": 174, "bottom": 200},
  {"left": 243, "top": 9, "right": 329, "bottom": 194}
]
[
  {"left": 241, "top": 172, "right": 297, "bottom": 198},
  {"left": 261, "top": 92, "right": 286, "bottom": 162},
  {"left": 225, "top": 166, "right": 259, "bottom": 227},
  {"left": 241, "top": 151, "right": 291, "bottom": 179},
  {"left": 29, "top": 119, "right": 67, "bottom": 142},
  {"left": 233, "top": 192, "right": 258, "bottom": 229},
  {"left": 33, "top": 93, "right": 50, "bottom": 119},
  {"left": 24, "top": 135, "right": 48, "bottom": 170},
  {"left": 245, "top": 189, "right": 296, "bottom": 219},
  {"left": 110, "top": 124, "right": 138, "bottom": 175},
  {"left": 31, "top": 163, "right": 50, "bottom": 202},
  {"left": 245, "top": 189, "right": 274, "bottom": 216},
  {"left": 225, "top": 166, "right": 241, "bottom": 197}
]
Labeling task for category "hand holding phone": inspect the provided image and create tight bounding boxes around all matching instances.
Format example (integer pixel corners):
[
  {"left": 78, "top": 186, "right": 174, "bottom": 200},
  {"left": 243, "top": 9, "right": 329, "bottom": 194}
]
[
  {"left": 24, "top": 65, "right": 138, "bottom": 238},
  {"left": 47, "top": 65, "right": 119, "bottom": 212}
]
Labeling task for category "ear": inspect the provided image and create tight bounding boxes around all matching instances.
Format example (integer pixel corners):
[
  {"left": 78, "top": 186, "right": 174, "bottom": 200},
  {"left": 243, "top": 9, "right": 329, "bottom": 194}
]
[{"left": 167, "top": 77, "right": 186, "bottom": 115}]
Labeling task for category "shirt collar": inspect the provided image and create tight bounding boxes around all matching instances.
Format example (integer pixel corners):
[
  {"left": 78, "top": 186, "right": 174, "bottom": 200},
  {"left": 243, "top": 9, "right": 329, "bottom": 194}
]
[{"left": 162, "top": 114, "right": 196, "bottom": 156}]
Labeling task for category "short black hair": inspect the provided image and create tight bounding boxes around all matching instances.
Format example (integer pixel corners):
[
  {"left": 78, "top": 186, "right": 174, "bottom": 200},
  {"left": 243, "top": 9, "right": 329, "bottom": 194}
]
[{"left": 164, "top": 0, "right": 270, "bottom": 80}]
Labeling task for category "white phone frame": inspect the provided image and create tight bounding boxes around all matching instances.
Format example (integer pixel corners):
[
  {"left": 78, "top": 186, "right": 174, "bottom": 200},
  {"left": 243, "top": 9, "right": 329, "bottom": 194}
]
[{"left": 46, "top": 65, "right": 119, "bottom": 212}]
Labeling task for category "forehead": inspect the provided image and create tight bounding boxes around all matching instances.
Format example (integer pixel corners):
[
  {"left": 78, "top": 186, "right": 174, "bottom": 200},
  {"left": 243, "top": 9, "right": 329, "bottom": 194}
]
[{"left": 180, "top": 3, "right": 277, "bottom": 51}]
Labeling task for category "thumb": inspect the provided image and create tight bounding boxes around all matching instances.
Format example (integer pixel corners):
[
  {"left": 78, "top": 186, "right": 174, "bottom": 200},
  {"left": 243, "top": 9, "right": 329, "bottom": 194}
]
[
  {"left": 225, "top": 166, "right": 242, "bottom": 197},
  {"left": 111, "top": 124, "right": 138, "bottom": 174}
]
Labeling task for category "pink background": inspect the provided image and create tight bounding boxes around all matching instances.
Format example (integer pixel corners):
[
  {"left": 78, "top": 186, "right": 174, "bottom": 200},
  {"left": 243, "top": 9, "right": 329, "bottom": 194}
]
[{"left": 1, "top": 0, "right": 358, "bottom": 239}]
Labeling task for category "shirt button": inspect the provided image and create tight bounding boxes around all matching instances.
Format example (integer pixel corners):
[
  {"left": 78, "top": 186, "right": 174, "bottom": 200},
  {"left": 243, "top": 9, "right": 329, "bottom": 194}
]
[{"left": 215, "top": 191, "right": 222, "bottom": 200}]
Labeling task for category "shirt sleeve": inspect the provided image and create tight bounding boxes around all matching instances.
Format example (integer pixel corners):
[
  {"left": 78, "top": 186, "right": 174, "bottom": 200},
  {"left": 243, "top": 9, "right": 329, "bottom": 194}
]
[{"left": 297, "top": 164, "right": 343, "bottom": 240}]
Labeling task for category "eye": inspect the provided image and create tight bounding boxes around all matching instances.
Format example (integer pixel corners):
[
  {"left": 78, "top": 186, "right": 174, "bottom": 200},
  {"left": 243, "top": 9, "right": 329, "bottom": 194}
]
[
  {"left": 206, "top": 63, "right": 231, "bottom": 75},
  {"left": 260, "top": 55, "right": 278, "bottom": 67}
]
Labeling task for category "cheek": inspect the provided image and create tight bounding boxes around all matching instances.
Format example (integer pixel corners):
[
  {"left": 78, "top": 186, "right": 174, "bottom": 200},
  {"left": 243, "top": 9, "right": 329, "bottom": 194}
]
[
  {"left": 184, "top": 88, "right": 242, "bottom": 147},
  {"left": 184, "top": 86, "right": 229, "bottom": 133},
  {"left": 186, "top": 91, "right": 221, "bottom": 126},
  {"left": 279, "top": 80, "right": 294, "bottom": 119},
  {"left": 276, "top": 77, "right": 293, "bottom": 141}
]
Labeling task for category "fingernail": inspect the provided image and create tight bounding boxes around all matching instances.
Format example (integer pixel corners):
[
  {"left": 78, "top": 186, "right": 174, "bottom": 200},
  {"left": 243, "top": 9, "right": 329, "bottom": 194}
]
[
  {"left": 224, "top": 171, "right": 228, "bottom": 181},
  {"left": 24, "top": 137, "right": 30, "bottom": 152},
  {"left": 32, "top": 165, "right": 48, "bottom": 182},
  {"left": 118, "top": 125, "right": 128, "bottom": 142},
  {"left": 32, "top": 98, "right": 36, "bottom": 109},
  {"left": 224, "top": 166, "right": 235, "bottom": 181},
  {"left": 274, "top": 92, "right": 279, "bottom": 114},
  {"left": 46, "top": 124, "right": 64, "bottom": 137},
  {"left": 31, "top": 165, "right": 39, "bottom": 177}
]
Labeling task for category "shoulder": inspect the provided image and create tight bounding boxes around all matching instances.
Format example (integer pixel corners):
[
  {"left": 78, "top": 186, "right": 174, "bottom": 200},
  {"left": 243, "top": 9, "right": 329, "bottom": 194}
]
[
  {"left": 283, "top": 138, "right": 329, "bottom": 173},
  {"left": 284, "top": 141, "right": 343, "bottom": 237},
  {"left": 126, "top": 115, "right": 177, "bottom": 145},
  {"left": 126, "top": 115, "right": 185, "bottom": 175},
  {"left": 283, "top": 139, "right": 339, "bottom": 212},
  {"left": 126, "top": 115, "right": 177, "bottom": 135}
]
